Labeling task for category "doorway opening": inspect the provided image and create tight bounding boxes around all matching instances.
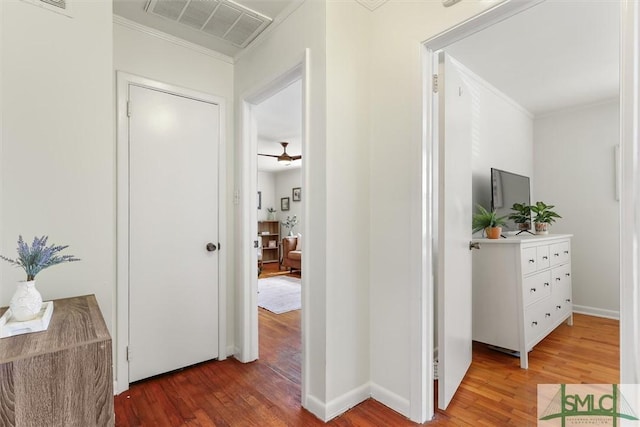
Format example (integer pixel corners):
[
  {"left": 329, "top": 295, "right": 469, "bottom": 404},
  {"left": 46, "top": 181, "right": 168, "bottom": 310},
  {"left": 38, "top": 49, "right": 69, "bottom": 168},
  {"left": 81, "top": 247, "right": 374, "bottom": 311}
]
[
  {"left": 237, "top": 58, "right": 307, "bottom": 406},
  {"left": 254, "top": 79, "right": 304, "bottom": 385},
  {"left": 423, "top": 0, "right": 637, "bottom": 419}
]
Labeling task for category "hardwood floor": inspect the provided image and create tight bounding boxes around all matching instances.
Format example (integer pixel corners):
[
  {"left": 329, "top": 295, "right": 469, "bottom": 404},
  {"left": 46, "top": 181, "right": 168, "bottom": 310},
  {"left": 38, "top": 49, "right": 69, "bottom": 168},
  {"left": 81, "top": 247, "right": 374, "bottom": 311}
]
[
  {"left": 431, "top": 314, "right": 619, "bottom": 425},
  {"left": 259, "top": 261, "right": 301, "bottom": 279},
  {"left": 115, "top": 312, "right": 618, "bottom": 426}
]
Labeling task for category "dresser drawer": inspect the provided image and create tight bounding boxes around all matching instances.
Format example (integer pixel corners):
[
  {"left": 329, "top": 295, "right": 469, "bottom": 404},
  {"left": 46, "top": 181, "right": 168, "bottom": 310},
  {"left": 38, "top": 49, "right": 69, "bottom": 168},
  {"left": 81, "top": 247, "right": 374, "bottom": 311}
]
[
  {"left": 550, "top": 241, "right": 570, "bottom": 266},
  {"left": 551, "top": 264, "right": 571, "bottom": 294},
  {"left": 521, "top": 247, "right": 538, "bottom": 275},
  {"left": 552, "top": 271, "right": 573, "bottom": 321},
  {"left": 523, "top": 270, "right": 551, "bottom": 306},
  {"left": 525, "top": 297, "right": 551, "bottom": 346},
  {"left": 536, "top": 245, "right": 550, "bottom": 269}
]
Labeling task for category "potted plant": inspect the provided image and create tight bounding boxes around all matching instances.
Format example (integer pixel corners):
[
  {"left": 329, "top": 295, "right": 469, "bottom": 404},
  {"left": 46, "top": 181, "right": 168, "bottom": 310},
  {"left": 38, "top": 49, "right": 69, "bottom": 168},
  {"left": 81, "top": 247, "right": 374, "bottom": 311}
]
[
  {"left": 1, "top": 235, "right": 80, "bottom": 321},
  {"left": 509, "top": 202, "right": 532, "bottom": 233},
  {"left": 472, "top": 205, "right": 507, "bottom": 239},
  {"left": 530, "top": 201, "right": 562, "bottom": 235},
  {"left": 267, "top": 207, "right": 276, "bottom": 221}
]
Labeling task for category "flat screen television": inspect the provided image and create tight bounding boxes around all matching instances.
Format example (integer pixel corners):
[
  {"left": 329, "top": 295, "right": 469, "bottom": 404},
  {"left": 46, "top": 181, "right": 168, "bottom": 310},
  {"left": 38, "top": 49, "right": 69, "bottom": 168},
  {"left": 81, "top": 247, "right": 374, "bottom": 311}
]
[{"left": 490, "top": 168, "right": 531, "bottom": 232}]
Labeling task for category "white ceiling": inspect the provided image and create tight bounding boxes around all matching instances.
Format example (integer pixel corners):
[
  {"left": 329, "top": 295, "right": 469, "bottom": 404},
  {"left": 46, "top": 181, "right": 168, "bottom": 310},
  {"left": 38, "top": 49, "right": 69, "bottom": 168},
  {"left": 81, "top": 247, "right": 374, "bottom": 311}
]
[
  {"left": 446, "top": 0, "right": 620, "bottom": 116},
  {"left": 254, "top": 80, "right": 302, "bottom": 172},
  {"left": 113, "top": 0, "right": 619, "bottom": 175},
  {"left": 113, "top": 0, "right": 296, "bottom": 57}
]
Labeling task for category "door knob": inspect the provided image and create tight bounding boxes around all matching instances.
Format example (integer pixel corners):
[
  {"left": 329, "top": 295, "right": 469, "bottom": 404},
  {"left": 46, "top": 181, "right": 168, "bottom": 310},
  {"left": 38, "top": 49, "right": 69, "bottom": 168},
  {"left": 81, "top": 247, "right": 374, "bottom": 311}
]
[
  {"left": 206, "top": 243, "right": 217, "bottom": 252},
  {"left": 469, "top": 241, "right": 480, "bottom": 250}
]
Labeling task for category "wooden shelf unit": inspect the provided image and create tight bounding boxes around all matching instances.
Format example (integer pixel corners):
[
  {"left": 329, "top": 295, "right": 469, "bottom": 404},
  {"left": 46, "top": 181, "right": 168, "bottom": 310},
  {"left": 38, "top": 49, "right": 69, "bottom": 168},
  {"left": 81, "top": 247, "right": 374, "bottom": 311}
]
[
  {"left": 0, "top": 294, "right": 114, "bottom": 426},
  {"left": 258, "top": 220, "right": 281, "bottom": 264}
]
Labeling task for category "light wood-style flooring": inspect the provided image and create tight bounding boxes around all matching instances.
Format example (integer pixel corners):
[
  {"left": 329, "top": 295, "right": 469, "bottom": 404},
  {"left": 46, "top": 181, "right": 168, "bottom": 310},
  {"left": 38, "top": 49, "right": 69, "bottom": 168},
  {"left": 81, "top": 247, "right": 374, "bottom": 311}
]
[{"left": 115, "top": 307, "right": 618, "bottom": 426}]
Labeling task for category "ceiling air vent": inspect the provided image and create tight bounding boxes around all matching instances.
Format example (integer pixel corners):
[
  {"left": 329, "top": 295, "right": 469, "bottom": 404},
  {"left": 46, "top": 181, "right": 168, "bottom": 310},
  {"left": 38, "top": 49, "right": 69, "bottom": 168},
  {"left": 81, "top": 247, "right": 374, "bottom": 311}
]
[
  {"left": 19, "top": 0, "right": 73, "bottom": 17},
  {"left": 41, "top": 0, "right": 66, "bottom": 9},
  {"left": 145, "top": 0, "right": 272, "bottom": 48}
]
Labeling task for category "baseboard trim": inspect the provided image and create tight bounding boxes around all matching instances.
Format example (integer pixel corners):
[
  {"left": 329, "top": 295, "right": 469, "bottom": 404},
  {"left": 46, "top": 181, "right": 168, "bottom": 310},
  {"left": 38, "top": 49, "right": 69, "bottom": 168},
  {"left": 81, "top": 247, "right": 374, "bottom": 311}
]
[
  {"left": 326, "top": 383, "right": 371, "bottom": 421},
  {"left": 304, "top": 383, "right": 371, "bottom": 422},
  {"left": 226, "top": 345, "right": 236, "bottom": 359},
  {"left": 304, "top": 394, "right": 328, "bottom": 421},
  {"left": 370, "top": 382, "right": 411, "bottom": 418},
  {"left": 573, "top": 305, "right": 620, "bottom": 320}
]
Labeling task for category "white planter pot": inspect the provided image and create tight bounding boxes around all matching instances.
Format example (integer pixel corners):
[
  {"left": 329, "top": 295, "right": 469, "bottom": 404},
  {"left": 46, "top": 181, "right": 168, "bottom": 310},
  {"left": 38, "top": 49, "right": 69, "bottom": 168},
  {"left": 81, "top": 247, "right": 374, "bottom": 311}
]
[
  {"left": 10, "top": 280, "right": 43, "bottom": 321},
  {"left": 535, "top": 222, "right": 549, "bottom": 235}
]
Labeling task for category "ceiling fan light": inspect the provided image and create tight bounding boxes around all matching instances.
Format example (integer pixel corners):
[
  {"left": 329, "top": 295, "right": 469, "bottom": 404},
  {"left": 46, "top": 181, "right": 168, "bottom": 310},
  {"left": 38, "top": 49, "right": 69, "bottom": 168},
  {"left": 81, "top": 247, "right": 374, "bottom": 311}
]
[{"left": 278, "top": 156, "right": 292, "bottom": 166}]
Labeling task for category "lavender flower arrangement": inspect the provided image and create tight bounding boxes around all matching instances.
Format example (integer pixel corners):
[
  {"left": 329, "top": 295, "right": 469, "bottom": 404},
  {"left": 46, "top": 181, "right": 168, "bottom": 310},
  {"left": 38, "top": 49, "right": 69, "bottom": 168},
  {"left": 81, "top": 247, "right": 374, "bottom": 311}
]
[{"left": 0, "top": 235, "right": 80, "bottom": 281}]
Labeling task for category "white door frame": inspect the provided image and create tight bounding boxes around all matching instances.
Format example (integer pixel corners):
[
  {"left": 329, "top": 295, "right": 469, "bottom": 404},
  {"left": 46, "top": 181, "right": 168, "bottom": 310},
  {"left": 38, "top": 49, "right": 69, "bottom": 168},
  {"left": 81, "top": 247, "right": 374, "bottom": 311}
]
[
  {"left": 236, "top": 52, "right": 308, "bottom": 403},
  {"left": 420, "top": 0, "right": 640, "bottom": 420},
  {"left": 115, "top": 72, "right": 227, "bottom": 393}
]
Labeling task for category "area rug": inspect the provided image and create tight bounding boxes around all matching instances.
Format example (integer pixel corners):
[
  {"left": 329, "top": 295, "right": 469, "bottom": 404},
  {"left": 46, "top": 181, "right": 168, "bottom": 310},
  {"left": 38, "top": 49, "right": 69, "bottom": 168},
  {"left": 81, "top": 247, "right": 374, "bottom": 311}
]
[{"left": 258, "top": 276, "right": 301, "bottom": 314}]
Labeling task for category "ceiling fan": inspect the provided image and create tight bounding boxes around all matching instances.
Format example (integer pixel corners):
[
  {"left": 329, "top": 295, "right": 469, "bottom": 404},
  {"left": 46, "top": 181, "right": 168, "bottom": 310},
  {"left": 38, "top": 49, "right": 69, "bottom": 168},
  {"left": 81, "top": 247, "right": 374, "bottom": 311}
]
[{"left": 258, "top": 142, "right": 301, "bottom": 166}]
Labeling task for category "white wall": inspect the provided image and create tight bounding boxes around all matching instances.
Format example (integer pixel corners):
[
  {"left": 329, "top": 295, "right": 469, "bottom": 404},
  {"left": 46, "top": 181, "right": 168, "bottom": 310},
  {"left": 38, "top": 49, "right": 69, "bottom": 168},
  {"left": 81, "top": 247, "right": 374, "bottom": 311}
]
[
  {"left": 113, "top": 21, "right": 235, "bottom": 369},
  {"left": 369, "top": 1, "right": 496, "bottom": 419},
  {"left": 325, "top": 1, "right": 371, "bottom": 412},
  {"left": 257, "top": 170, "right": 276, "bottom": 221},
  {"left": 1, "top": 0, "right": 114, "bottom": 332},
  {"left": 274, "top": 168, "right": 302, "bottom": 238},
  {"left": 234, "top": 0, "right": 329, "bottom": 415},
  {"left": 451, "top": 60, "right": 534, "bottom": 213},
  {"left": 534, "top": 100, "right": 620, "bottom": 317}
]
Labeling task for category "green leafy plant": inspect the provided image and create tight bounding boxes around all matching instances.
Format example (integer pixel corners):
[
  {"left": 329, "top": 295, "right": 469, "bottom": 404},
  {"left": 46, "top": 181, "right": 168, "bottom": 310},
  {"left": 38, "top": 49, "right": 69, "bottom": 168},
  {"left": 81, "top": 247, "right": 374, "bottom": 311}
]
[
  {"left": 530, "top": 201, "right": 562, "bottom": 224},
  {"left": 472, "top": 205, "right": 507, "bottom": 234},
  {"left": 0, "top": 235, "right": 80, "bottom": 281},
  {"left": 509, "top": 203, "right": 532, "bottom": 225}
]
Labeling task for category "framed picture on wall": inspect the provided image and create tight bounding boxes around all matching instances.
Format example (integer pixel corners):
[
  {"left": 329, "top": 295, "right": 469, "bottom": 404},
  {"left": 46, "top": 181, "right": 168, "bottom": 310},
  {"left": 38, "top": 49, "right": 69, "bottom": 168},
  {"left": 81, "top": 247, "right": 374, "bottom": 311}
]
[
  {"left": 281, "top": 197, "right": 290, "bottom": 211},
  {"left": 257, "top": 191, "right": 262, "bottom": 210},
  {"left": 292, "top": 187, "right": 301, "bottom": 202}
]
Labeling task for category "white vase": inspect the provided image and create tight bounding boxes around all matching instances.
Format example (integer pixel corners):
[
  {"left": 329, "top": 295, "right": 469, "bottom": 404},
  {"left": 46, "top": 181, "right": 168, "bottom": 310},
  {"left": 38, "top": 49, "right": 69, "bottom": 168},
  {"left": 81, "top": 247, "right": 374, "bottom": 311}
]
[
  {"left": 535, "top": 222, "right": 549, "bottom": 235},
  {"left": 10, "top": 280, "right": 43, "bottom": 321}
]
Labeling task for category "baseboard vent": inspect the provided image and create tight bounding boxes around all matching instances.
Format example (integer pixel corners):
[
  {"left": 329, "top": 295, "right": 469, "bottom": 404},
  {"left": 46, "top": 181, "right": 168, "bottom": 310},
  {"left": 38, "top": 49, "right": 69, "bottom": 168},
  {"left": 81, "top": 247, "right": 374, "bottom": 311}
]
[{"left": 145, "top": 0, "right": 272, "bottom": 48}]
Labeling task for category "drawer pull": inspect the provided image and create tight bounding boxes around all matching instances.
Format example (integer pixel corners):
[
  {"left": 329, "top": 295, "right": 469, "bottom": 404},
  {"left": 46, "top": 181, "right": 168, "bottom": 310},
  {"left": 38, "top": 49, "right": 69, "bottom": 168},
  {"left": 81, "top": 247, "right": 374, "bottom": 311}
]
[
  {"left": 555, "top": 277, "right": 561, "bottom": 281},
  {"left": 564, "top": 250, "right": 569, "bottom": 254},
  {"left": 565, "top": 298, "right": 571, "bottom": 303},
  {"left": 554, "top": 253, "right": 560, "bottom": 257},
  {"left": 529, "top": 259, "right": 535, "bottom": 264},
  {"left": 565, "top": 273, "right": 570, "bottom": 277},
  {"left": 556, "top": 305, "right": 562, "bottom": 310},
  {"left": 543, "top": 256, "right": 548, "bottom": 260},
  {"left": 531, "top": 321, "right": 538, "bottom": 326},
  {"left": 530, "top": 288, "right": 537, "bottom": 293},
  {"left": 544, "top": 282, "right": 550, "bottom": 287},
  {"left": 545, "top": 313, "right": 551, "bottom": 318}
]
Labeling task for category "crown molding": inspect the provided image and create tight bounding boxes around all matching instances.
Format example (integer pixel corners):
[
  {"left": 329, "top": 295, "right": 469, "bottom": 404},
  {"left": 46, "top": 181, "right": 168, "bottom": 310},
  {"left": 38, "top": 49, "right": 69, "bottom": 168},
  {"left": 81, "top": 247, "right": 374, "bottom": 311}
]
[
  {"left": 113, "top": 15, "right": 234, "bottom": 65},
  {"left": 355, "top": 0, "right": 390, "bottom": 11}
]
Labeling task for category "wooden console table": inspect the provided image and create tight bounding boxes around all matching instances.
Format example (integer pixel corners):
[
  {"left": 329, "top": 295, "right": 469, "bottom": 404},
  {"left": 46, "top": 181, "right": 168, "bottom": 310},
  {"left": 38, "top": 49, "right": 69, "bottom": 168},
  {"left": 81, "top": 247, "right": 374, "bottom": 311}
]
[{"left": 0, "top": 294, "right": 114, "bottom": 426}]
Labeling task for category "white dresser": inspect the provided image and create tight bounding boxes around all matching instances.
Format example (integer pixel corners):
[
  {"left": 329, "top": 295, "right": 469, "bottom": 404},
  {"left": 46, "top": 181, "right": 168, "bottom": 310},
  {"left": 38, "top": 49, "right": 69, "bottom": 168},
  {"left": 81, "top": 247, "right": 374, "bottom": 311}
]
[{"left": 471, "top": 234, "right": 573, "bottom": 368}]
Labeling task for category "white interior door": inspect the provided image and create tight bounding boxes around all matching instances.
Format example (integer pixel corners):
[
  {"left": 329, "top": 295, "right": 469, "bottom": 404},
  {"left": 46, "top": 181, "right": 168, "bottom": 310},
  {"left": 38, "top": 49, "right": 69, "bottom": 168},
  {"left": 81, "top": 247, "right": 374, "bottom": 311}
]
[
  {"left": 437, "top": 52, "right": 473, "bottom": 409},
  {"left": 128, "top": 84, "right": 220, "bottom": 382}
]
